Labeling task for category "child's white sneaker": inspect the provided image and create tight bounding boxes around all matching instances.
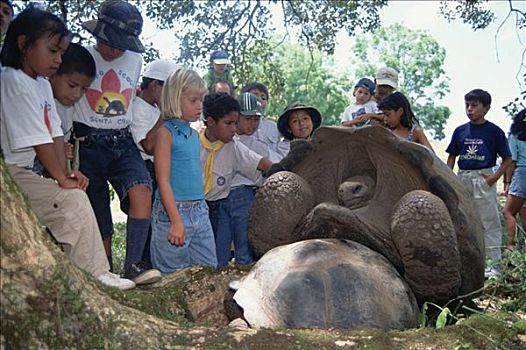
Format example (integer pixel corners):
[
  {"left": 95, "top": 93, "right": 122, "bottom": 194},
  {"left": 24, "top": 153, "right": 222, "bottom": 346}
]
[{"left": 97, "top": 272, "right": 136, "bottom": 290}]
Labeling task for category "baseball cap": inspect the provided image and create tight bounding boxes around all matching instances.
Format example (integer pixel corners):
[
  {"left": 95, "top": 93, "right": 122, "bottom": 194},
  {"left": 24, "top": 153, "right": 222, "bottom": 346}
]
[
  {"left": 355, "top": 77, "right": 375, "bottom": 94},
  {"left": 143, "top": 59, "right": 181, "bottom": 81},
  {"left": 375, "top": 67, "right": 398, "bottom": 89},
  {"left": 211, "top": 50, "right": 230, "bottom": 65},
  {"left": 237, "top": 92, "right": 263, "bottom": 116},
  {"left": 82, "top": 0, "right": 144, "bottom": 53}
]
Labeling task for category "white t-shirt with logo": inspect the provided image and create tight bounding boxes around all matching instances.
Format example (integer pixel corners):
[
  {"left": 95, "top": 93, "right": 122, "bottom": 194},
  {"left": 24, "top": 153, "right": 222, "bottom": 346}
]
[
  {"left": 130, "top": 96, "right": 160, "bottom": 161},
  {"left": 72, "top": 46, "right": 142, "bottom": 129},
  {"left": 200, "top": 139, "right": 262, "bottom": 201},
  {"left": 1, "top": 67, "right": 63, "bottom": 168}
]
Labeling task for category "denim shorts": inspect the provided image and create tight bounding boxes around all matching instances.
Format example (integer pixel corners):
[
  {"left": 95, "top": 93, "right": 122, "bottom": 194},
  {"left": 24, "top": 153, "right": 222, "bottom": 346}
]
[
  {"left": 510, "top": 166, "right": 526, "bottom": 199},
  {"left": 74, "top": 122, "right": 152, "bottom": 238},
  {"left": 150, "top": 197, "right": 217, "bottom": 275}
]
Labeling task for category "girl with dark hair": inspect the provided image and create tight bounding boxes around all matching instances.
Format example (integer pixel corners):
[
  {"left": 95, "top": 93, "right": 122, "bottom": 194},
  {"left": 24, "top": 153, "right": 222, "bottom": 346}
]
[
  {"left": 503, "top": 108, "right": 526, "bottom": 251},
  {"left": 377, "top": 91, "right": 434, "bottom": 152},
  {"left": 0, "top": 7, "right": 134, "bottom": 289}
]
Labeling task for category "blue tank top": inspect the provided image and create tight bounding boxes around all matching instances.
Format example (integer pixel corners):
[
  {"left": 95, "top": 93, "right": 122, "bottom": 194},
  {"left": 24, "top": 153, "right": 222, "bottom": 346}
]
[{"left": 163, "top": 119, "right": 204, "bottom": 200}]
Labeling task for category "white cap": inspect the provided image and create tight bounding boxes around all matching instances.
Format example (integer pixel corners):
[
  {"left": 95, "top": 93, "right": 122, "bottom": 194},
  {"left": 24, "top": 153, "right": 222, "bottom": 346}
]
[
  {"left": 143, "top": 59, "right": 181, "bottom": 82},
  {"left": 375, "top": 67, "right": 399, "bottom": 89}
]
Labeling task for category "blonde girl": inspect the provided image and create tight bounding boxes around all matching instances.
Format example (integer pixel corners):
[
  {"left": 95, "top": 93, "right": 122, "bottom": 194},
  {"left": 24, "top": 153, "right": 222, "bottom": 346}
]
[{"left": 151, "top": 68, "right": 218, "bottom": 274}]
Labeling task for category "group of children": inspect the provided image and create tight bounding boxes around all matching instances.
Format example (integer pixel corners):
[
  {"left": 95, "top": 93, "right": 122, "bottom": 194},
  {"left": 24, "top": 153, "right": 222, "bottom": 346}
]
[
  {"left": 341, "top": 67, "right": 434, "bottom": 151},
  {"left": 1, "top": 0, "right": 524, "bottom": 289}
]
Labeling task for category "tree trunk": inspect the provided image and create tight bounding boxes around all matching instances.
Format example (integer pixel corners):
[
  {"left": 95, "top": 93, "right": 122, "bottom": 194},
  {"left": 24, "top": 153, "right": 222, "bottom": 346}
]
[{"left": 0, "top": 160, "right": 242, "bottom": 348}]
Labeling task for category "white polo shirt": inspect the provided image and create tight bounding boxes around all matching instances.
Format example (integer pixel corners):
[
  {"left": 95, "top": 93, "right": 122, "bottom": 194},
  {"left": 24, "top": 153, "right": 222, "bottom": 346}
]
[{"left": 200, "top": 139, "right": 262, "bottom": 201}]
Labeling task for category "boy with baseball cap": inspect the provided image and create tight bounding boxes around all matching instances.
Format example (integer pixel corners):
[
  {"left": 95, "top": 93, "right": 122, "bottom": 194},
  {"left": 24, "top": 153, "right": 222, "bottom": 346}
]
[
  {"left": 203, "top": 50, "right": 236, "bottom": 95},
  {"left": 341, "top": 77, "right": 377, "bottom": 127},
  {"left": 72, "top": 0, "right": 161, "bottom": 284}
]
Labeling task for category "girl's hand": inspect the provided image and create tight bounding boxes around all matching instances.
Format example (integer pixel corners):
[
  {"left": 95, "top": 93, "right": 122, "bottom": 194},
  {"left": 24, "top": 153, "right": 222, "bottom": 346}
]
[
  {"left": 167, "top": 221, "right": 185, "bottom": 246},
  {"left": 64, "top": 143, "right": 74, "bottom": 160},
  {"left": 57, "top": 177, "right": 80, "bottom": 189},
  {"left": 503, "top": 182, "right": 510, "bottom": 195},
  {"left": 66, "top": 170, "right": 89, "bottom": 191}
]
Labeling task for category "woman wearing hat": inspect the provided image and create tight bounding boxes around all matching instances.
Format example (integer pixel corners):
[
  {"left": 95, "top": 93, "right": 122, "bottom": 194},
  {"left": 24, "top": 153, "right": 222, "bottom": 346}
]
[{"left": 276, "top": 102, "right": 322, "bottom": 155}]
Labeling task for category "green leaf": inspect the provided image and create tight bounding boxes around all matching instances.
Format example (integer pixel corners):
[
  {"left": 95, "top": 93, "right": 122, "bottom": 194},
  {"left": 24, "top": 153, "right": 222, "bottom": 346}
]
[
  {"left": 418, "top": 302, "right": 428, "bottom": 328},
  {"left": 435, "top": 307, "right": 451, "bottom": 329}
]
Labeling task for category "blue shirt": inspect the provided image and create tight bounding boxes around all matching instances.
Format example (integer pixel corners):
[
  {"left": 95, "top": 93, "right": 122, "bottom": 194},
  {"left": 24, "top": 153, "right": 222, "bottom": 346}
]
[
  {"left": 446, "top": 120, "right": 511, "bottom": 170},
  {"left": 508, "top": 133, "right": 526, "bottom": 167},
  {"left": 163, "top": 119, "right": 204, "bottom": 200}
]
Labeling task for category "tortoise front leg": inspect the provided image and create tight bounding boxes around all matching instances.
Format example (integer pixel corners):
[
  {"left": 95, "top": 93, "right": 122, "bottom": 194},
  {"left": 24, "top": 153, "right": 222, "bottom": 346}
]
[{"left": 391, "top": 190, "right": 462, "bottom": 304}]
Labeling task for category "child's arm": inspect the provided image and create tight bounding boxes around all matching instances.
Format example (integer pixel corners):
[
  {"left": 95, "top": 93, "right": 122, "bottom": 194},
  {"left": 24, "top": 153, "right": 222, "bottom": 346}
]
[
  {"left": 342, "top": 114, "right": 368, "bottom": 127},
  {"left": 413, "top": 127, "right": 435, "bottom": 153},
  {"left": 503, "top": 161, "right": 515, "bottom": 194},
  {"left": 485, "top": 156, "right": 512, "bottom": 187},
  {"left": 53, "top": 136, "right": 68, "bottom": 171},
  {"left": 446, "top": 154, "right": 456, "bottom": 170},
  {"left": 257, "top": 157, "right": 273, "bottom": 172},
  {"left": 54, "top": 136, "right": 89, "bottom": 189},
  {"left": 34, "top": 143, "right": 78, "bottom": 189},
  {"left": 154, "top": 126, "right": 185, "bottom": 246},
  {"left": 64, "top": 142, "right": 74, "bottom": 160},
  {"left": 141, "top": 116, "right": 162, "bottom": 156}
]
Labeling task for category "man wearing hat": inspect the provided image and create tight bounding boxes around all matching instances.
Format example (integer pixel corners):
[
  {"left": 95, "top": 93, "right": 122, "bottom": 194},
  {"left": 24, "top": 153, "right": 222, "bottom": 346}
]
[
  {"left": 203, "top": 50, "right": 236, "bottom": 95},
  {"left": 374, "top": 66, "right": 399, "bottom": 103},
  {"left": 359, "top": 66, "right": 399, "bottom": 126},
  {"left": 72, "top": 0, "right": 161, "bottom": 285}
]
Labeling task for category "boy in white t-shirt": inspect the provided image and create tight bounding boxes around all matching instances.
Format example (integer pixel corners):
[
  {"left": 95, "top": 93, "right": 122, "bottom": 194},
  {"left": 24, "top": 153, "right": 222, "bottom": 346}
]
[
  {"left": 71, "top": 0, "right": 160, "bottom": 284},
  {"left": 240, "top": 82, "right": 287, "bottom": 162},
  {"left": 47, "top": 43, "right": 96, "bottom": 170},
  {"left": 200, "top": 92, "right": 272, "bottom": 267},
  {"left": 130, "top": 59, "right": 180, "bottom": 178},
  {"left": 341, "top": 77, "right": 377, "bottom": 127}
]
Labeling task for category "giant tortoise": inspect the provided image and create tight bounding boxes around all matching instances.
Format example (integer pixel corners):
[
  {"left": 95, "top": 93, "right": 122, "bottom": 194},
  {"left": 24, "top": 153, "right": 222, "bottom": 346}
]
[
  {"left": 233, "top": 239, "right": 419, "bottom": 329},
  {"left": 249, "top": 126, "right": 485, "bottom": 304}
]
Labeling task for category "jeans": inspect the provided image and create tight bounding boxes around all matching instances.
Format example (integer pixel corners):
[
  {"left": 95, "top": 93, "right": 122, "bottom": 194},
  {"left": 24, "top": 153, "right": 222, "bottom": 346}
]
[
  {"left": 73, "top": 122, "right": 152, "bottom": 238},
  {"left": 151, "top": 197, "right": 217, "bottom": 275},
  {"left": 207, "top": 185, "right": 255, "bottom": 267}
]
